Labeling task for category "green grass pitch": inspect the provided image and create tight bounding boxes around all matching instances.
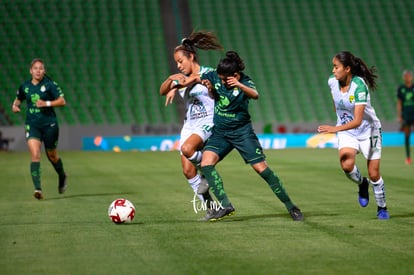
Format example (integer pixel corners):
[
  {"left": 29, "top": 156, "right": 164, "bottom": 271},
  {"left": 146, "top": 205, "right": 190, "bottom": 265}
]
[{"left": 0, "top": 147, "right": 413, "bottom": 274}]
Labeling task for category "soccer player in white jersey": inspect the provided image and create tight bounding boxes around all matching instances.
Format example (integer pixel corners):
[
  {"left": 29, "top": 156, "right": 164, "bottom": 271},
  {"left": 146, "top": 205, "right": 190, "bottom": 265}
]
[
  {"left": 318, "top": 51, "right": 389, "bottom": 220},
  {"left": 160, "top": 31, "right": 222, "bottom": 207}
]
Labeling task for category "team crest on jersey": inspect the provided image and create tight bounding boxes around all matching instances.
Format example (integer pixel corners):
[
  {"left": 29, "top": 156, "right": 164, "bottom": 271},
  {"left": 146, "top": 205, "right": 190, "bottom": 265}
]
[
  {"left": 40, "top": 85, "right": 46, "bottom": 92},
  {"left": 349, "top": 95, "right": 355, "bottom": 103},
  {"left": 232, "top": 88, "right": 240, "bottom": 97}
]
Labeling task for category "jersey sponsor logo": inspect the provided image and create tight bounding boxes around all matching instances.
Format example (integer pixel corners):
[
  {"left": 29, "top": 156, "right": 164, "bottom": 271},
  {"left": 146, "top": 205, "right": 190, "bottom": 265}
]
[
  {"left": 340, "top": 112, "right": 354, "bottom": 125},
  {"left": 24, "top": 87, "right": 29, "bottom": 94},
  {"left": 337, "top": 99, "right": 346, "bottom": 110},
  {"left": 31, "top": 94, "right": 40, "bottom": 104},
  {"left": 349, "top": 95, "right": 355, "bottom": 103},
  {"left": 40, "top": 85, "right": 46, "bottom": 92},
  {"left": 358, "top": 92, "right": 366, "bottom": 101},
  {"left": 218, "top": 95, "right": 230, "bottom": 108},
  {"left": 189, "top": 99, "right": 208, "bottom": 120}
]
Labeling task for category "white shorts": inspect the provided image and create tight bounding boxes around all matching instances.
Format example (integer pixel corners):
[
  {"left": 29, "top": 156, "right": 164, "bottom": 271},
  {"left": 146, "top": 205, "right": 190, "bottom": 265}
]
[
  {"left": 179, "top": 120, "right": 214, "bottom": 149},
  {"left": 337, "top": 128, "right": 382, "bottom": 160}
]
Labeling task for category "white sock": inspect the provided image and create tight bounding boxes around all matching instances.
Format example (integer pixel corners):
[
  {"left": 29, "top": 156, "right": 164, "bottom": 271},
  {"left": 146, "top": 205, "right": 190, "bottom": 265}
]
[
  {"left": 371, "top": 177, "right": 387, "bottom": 208},
  {"left": 188, "top": 174, "right": 204, "bottom": 201},
  {"left": 188, "top": 151, "right": 203, "bottom": 167},
  {"left": 345, "top": 165, "right": 363, "bottom": 184}
]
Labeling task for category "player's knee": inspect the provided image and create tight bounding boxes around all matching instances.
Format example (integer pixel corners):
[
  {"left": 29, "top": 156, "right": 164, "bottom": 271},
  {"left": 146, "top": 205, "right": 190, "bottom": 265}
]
[
  {"left": 46, "top": 151, "right": 59, "bottom": 163},
  {"left": 340, "top": 158, "right": 355, "bottom": 173},
  {"left": 180, "top": 143, "right": 195, "bottom": 158}
]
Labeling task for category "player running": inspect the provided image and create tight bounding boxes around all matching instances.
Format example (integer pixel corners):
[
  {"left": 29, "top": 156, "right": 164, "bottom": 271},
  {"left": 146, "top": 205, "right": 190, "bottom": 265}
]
[
  {"left": 397, "top": 70, "right": 414, "bottom": 165},
  {"left": 199, "top": 51, "right": 303, "bottom": 222},
  {"left": 160, "top": 31, "right": 222, "bottom": 206},
  {"left": 12, "top": 58, "right": 67, "bottom": 199},
  {"left": 318, "top": 51, "right": 389, "bottom": 219}
]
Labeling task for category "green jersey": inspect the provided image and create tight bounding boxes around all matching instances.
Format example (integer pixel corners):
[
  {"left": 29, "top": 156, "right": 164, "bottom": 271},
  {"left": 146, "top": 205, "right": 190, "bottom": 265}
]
[
  {"left": 397, "top": 83, "right": 414, "bottom": 120},
  {"left": 16, "top": 77, "right": 64, "bottom": 127},
  {"left": 202, "top": 72, "right": 256, "bottom": 131}
]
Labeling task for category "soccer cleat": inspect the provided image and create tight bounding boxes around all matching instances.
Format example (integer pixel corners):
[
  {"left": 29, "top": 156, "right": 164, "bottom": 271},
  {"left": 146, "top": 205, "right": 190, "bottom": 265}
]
[
  {"left": 58, "top": 174, "right": 67, "bottom": 194},
  {"left": 33, "top": 190, "right": 44, "bottom": 200},
  {"left": 198, "top": 208, "right": 215, "bottom": 222},
  {"left": 358, "top": 177, "right": 369, "bottom": 207},
  {"left": 377, "top": 207, "right": 389, "bottom": 220},
  {"left": 197, "top": 176, "right": 210, "bottom": 195},
  {"left": 204, "top": 205, "right": 235, "bottom": 222},
  {"left": 405, "top": 157, "right": 411, "bottom": 165},
  {"left": 289, "top": 206, "right": 304, "bottom": 221}
]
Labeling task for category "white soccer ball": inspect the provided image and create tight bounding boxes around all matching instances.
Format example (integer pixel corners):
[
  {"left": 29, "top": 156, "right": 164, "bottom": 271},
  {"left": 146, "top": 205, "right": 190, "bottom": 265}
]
[{"left": 108, "top": 198, "right": 136, "bottom": 224}]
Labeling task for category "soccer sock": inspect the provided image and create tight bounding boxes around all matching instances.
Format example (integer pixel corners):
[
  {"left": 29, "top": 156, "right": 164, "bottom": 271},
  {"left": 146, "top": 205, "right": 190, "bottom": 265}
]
[
  {"left": 30, "top": 162, "right": 41, "bottom": 190},
  {"left": 51, "top": 158, "right": 65, "bottom": 177},
  {"left": 188, "top": 174, "right": 204, "bottom": 201},
  {"left": 259, "top": 167, "right": 294, "bottom": 210},
  {"left": 345, "top": 165, "right": 363, "bottom": 184},
  {"left": 371, "top": 177, "right": 387, "bottom": 208},
  {"left": 405, "top": 136, "right": 410, "bottom": 158},
  {"left": 188, "top": 151, "right": 203, "bottom": 167},
  {"left": 201, "top": 165, "right": 231, "bottom": 208}
]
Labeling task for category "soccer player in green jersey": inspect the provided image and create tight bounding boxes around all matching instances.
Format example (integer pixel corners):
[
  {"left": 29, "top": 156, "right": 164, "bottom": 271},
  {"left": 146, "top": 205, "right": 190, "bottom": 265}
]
[
  {"left": 12, "top": 58, "right": 67, "bottom": 200},
  {"left": 318, "top": 51, "right": 389, "bottom": 219},
  {"left": 397, "top": 70, "right": 414, "bottom": 165},
  {"left": 199, "top": 51, "right": 303, "bottom": 221}
]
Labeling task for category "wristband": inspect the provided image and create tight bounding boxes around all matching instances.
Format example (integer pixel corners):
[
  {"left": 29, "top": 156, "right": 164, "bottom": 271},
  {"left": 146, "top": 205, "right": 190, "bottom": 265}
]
[{"left": 46, "top": 101, "right": 51, "bottom": 107}]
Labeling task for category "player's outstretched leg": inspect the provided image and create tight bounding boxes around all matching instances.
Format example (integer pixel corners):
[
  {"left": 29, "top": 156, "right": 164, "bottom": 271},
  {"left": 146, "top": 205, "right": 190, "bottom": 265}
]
[
  {"left": 404, "top": 133, "right": 411, "bottom": 165},
  {"left": 49, "top": 157, "right": 67, "bottom": 194},
  {"left": 345, "top": 165, "right": 369, "bottom": 207},
  {"left": 200, "top": 165, "right": 235, "bottom": 221},
  {"left": 30, "top": 162, "right": 43, "bottom": 200},
  {"left": 371, "top": 177, "right": 389, "bottom": 220},
  {"left": 259, "top": 167, "right": 303, "bottom": 221}
]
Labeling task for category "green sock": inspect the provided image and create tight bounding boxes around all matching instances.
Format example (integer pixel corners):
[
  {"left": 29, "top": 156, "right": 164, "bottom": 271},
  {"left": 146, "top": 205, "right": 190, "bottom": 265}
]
[
  {"left": 260, "top": 167, "right": 294, "bottom": 210},
  {"left": 201, "top": 165, "right": 231, "bottom": 207},
  {"left": 405, "top": 136, "right": 410, "bottom": 158},
  {"left": 30, "top": 162, "right": 41, "bottom": 190},
  {"left": 51, "top": 158, "right": 65, "bottom": 177}
]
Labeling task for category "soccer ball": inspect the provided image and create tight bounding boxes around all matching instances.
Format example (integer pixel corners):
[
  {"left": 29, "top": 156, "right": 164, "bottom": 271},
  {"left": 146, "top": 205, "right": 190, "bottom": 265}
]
[{"left": 108, "top": 198, "right": 136, "bottom": 224}]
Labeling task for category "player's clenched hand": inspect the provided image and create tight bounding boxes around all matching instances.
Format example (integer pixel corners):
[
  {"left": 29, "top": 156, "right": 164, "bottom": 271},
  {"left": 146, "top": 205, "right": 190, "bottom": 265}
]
[
  {"left": 317, "top": 125, "right": 337, "bottom": 133},
  {"left": 165, "top": 89, "right": 177, "bottom": 106},
  {"left": 35, "top": 99, "right": 48, "bottom": 108},
  {"left": 12, "top": 104, "right": 21, "bottom": 113}
]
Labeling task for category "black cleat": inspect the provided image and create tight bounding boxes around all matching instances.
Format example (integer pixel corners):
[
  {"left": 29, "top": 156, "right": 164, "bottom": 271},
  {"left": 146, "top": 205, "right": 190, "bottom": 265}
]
[
  {"left": 358, "top": 177, "right": 369, "bottom": 207},
  {"left": 204, "top": 205, "right": 235, "bottom": 222},
  {"left": 289, "top": 206, "right": 304, "bottom": 221},
  {"left": 58, "top": 174, "right": 67, "bottom": 194}
]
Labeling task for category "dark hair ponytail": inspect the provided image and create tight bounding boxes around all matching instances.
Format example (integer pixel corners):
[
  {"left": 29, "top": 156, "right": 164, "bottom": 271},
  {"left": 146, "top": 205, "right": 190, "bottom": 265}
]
[
  {"left": 175, "top": 31, "right": 223, "bottom": 62},
  {"left": 334, "top": 51, "right": 378, "bottom": 90},
  {"left": 217, "top": 51, "right": 245, "bottom": 76}
]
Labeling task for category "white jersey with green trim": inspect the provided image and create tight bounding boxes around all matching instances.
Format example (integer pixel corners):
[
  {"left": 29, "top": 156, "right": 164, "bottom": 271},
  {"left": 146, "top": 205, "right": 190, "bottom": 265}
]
[
  {"left": 328, "top": 75, "right": 381, "bottom": 138},
  {"left": 178, "top": 66, "right": 215, "bottom": 126}
]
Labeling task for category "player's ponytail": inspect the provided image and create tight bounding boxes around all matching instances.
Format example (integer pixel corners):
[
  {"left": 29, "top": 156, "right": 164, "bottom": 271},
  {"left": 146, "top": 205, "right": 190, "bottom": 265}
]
[
  {"left": 175, "top": 31, "right": 223, "bottom": 62},
  {"left": 335, "top": 51, "right": 378, "bottom": 90},
  {"left": 217, "top": 51, "right": 245, "bottom": 76}
]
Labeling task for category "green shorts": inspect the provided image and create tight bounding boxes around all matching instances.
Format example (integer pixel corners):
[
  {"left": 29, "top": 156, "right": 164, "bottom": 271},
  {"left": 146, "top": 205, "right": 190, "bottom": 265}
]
[
  {"left": 25, "top": 122, "right": 59, "bottom": 150},
  {"left": 402, "top": 119, "right": 414, "bottom": 127},
  {"left": 204, "top": 123, "right": 265, "bottom": 165}
]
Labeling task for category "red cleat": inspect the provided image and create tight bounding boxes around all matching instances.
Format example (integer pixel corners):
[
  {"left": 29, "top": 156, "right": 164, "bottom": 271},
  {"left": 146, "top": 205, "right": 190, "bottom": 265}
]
[{"left": 405, "top": 158, "right": 412, "bottom": 165}]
